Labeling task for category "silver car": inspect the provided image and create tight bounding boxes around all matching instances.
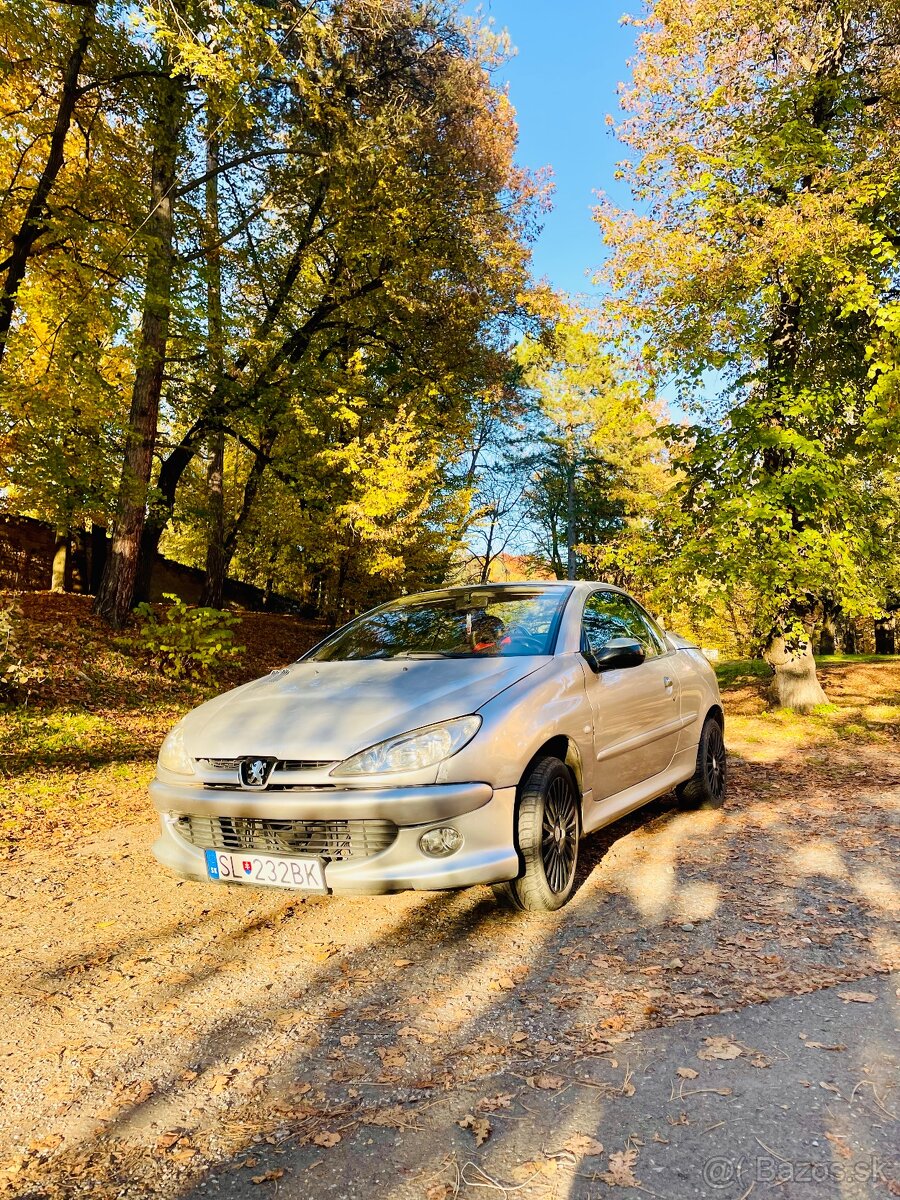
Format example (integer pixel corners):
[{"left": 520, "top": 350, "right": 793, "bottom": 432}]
[{"left": 151, "top": 582, "right": 725, "bottom": 911}]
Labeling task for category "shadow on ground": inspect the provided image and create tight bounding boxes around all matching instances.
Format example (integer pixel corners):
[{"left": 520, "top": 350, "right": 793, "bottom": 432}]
[{"left": 3, "top": 741, "right": 897, "bottom": 1199}]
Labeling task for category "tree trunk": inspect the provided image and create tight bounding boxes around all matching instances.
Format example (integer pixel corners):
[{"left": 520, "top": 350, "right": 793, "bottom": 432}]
[
  {"left": 0, "top": 2, "right": 96, "bottom": 367},
  {"left": 94, "top": 66, "right": 184, "bottom": 627},
  {"left": 479, "top": 513, "right": 495, "bottom": 583},
  {"left": 201, "top": 432, "right": 226, "bottom": 607},
  {"left": 764, "top": 635, "right": 828, "bottom": 711},
  {"left": 819, "top": 603, "right": 838, "bottom": 655},
  {"left": 755, "top": 29, "right": 847, "bottom": 709},
  {"left": 51, "top": 529, "right": 69, "bottom": 592},
  {"left": 69, "top": 529, "right": 90, "bottom": 593},
  {"left": 565, "top": 451, "right": 576, "bottom": 581},
  {"left": 200, "top": 114, "right": 227, "bottom": 610},
  {"left": 262, "top": 542, "right": 279, "bottom": 608},
  {"left": 219, "top": 430, "right": 275, "bottom": 580}
]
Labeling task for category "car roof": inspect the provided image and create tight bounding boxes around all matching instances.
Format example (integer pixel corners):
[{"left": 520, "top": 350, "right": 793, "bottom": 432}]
[{"left": 401, "top": 580, "right": 629, "bottom": 600}]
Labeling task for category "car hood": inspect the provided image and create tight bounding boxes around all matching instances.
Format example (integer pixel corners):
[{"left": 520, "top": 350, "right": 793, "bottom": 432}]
[{"left": 181, "top": 656, "right": 549, "bottom": 761}]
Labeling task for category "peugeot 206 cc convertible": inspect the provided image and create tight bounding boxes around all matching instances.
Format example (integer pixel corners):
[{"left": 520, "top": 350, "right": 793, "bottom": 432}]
[{"left": 151, "top": 582, "right": 725, "bottom": 910}]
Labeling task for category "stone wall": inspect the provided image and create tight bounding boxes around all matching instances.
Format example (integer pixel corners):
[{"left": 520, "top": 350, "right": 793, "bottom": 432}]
[
  {"left": 0, "top": 515, "right": 55, "bottom": 591},
  {"left": 0, "top": 514, "right": 298, "bottom": 611}
]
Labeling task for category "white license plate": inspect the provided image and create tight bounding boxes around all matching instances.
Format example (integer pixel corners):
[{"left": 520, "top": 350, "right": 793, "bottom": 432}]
[{"left": 204, "top": 849, "right": 327, "bottom": 892}]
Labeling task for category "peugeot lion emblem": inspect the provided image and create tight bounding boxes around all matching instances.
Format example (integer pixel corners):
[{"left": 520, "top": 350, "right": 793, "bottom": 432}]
[{"left": 239, "top": 756, "right": 275, "bottom": 789}]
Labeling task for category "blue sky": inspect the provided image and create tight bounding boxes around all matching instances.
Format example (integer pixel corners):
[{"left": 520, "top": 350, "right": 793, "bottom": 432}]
[{"left": 467, "top": 1, "right": 638, "bottom": 301}]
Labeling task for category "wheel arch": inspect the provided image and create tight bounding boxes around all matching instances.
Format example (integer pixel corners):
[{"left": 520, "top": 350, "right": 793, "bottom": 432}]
[
  {"left": 706, "top": 703, "right": 725, "bottom": 729},
  {"left": 518, "top": 735, "right": 584, "bottom": 803}
]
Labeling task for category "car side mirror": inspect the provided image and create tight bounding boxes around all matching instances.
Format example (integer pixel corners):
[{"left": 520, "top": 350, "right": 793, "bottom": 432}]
[{"left": 582, "top": 637, "right": 645, "bottom": 673}]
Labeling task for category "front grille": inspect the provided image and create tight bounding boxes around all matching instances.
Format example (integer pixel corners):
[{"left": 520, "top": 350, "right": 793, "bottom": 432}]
[
  {"left": 202, "top": 781, "right": 337, "bottom": 792},
  {"left": 173, "top": 815, "right": 397, "bottom": 862},
  {"left": 196, "top": 758, "right": 337, "bottom": 772},
  {"left": 195, "top": 756, "right": 341, "bottom": 792}
]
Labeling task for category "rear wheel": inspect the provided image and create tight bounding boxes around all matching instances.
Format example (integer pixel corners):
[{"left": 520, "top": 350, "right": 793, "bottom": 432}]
[
  {"left": 493, "top": 757, "right": 580, "bottom": 912},
  {"left": 676, "top": 716, "right": 727, "bottom": 809}
]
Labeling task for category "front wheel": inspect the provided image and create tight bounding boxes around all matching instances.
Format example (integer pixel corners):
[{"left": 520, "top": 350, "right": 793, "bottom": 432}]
[
  {"left": 676, "top": 716, "right": 727, "bottom": 809},
  {"left": 493, "top": 757, "right": 580, "bottom": 912}
]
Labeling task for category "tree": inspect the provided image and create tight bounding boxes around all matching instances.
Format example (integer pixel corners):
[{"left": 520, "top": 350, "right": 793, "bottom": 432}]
[
  {"left": 94, "top": 56, "right": 186, "bottom": 624},
  {"left": 517, "top": 310, "right": 654, "bottom": 581},
  {"left": 598, "top": 0, "right": 900, "bottom": 708},
  {"left": 446, "top": 387, "right": 535, "bottom": 585},
  {"left": 124, "top": 0, "right": 541, "bottom": 620},
  {"left": 1, "top": 1, "right": 542, "bottom": 621},
  {"left": 0, "top": 1, "right": 149, "bottom": 564},
  {"left": 0, "top": 0, "right": 97, "bottom": 366},
  {"left": 198, "top": 95, "right": 226, "bottom": 609}
]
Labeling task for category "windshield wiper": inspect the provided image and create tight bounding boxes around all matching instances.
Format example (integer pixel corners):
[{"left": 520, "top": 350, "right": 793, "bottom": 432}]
[{"left": 389, "top": 650, "right": 455, "bottom": 659}]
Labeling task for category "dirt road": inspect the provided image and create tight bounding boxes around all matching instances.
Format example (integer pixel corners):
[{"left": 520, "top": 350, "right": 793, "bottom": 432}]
[{"left": 2, "top": 741, "right": 898, "bottom": 1199}]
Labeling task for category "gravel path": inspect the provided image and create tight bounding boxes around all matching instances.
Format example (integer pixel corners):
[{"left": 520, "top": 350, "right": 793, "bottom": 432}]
[
  {"left": 195, "top": 971, "right": 899, "bottom": 1200},
  {"left": 2, "top": 760, "right": 898, "bottom": 1198}
]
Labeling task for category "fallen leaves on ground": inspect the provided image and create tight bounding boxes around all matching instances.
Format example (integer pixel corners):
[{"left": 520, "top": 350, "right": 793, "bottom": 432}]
[
  {"left": 562, "top": 1133, "right": 603, "bottom": 1158},
  {"left": 601, "top": 1147, "right": 640, "bottom": 1187},
  {"left": 457, "top": 1113, "right": 491, "bottom": 1145},
  {"left": 312, "top": 1132, "right": 341, "bottom": 1148},
  {"left": 697, "top": 1036, "right": 743, "bottom": 1061},
  {"left": 533, "top": 1073, "right": 565, "bottom": 1090}
]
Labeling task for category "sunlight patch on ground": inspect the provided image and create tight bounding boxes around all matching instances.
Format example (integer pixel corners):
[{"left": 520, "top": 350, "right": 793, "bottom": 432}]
[
  {"left": 852, "top": 867, "right": 900, "bottom": 918},
  {"left": 674, "top": 881, "right": 721, "bottom": 923},
  {"left": 787, "top": 840, "right": 849, "bottom": 882},
  {"left": 594, "top": 810, "right": 725, "bottom": 923}
]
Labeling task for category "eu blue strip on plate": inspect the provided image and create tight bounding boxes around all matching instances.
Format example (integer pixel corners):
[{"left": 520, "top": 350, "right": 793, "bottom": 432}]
[{"left": 205, "top": 848, "right": 220, "bottom": 879}]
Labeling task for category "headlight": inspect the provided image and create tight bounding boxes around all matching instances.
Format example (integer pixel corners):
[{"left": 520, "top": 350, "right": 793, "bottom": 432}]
[
  {"left": 158, "top": 723, "right": 194, "bottom": 776},
  {"left": 332, "top": 715, "right": 482, "bottom": 777}
]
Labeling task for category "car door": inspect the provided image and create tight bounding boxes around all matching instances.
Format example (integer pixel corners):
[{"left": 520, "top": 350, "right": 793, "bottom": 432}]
[{"left": 580, "top": 590, "right": 682, "bottom": 799}]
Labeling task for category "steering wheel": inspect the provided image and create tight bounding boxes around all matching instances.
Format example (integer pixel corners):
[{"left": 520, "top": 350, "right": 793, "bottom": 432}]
[{"left": 504, "top": 624, "right": 545, "bottom": 653}]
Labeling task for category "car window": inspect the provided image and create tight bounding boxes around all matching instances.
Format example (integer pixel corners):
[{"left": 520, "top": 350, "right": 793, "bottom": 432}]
[
  {"left": 631, "top": 600, "right": 669, "bottom": 655},
  {"left": 304, "top": 588, "right": 572, "bottom": 661},
  {"left": 581, "top": 591, "right": 666, "bottom": 659}
]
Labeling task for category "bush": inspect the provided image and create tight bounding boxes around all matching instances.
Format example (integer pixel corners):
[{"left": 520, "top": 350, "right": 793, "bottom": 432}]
[
  {"left": 0, "top": 599, "right": 43, "bottom": 703},
  {"left": 133, "top": 595, "right": 243, "bottom": 680}
]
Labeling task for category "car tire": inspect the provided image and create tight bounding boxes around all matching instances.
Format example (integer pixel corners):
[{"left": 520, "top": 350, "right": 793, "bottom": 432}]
[
  {"left": 493, "top": 757, "right": 580, "bottom": 912},
  {"left": 676, "top": 715, "right": 727, "bottom": 809}
]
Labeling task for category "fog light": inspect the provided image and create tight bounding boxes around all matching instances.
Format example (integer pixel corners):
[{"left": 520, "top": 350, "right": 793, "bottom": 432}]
[{"left": 418, "top": 826, "right": 462, "bottom": 857}]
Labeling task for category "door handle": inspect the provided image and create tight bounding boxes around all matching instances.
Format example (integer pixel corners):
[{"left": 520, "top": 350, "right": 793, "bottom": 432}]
[{"left": 663, "top": 675, "right": 674, "bottom": 690}]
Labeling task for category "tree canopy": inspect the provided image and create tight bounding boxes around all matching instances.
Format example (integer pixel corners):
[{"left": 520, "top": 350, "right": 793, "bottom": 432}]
[
  {"left": 1, "top": 0, "right": 547, "bottom": 623},
  {"left": 2, "top": 0, "right": 898, "bottom": 708},
  {"left": 595, "top": 0, "right": 900, "bottom": 705}
]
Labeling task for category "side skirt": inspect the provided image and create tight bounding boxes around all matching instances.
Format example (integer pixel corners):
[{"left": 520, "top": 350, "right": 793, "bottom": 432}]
[{"left": 581, "top": 746, "right": 698, "bottom": 836}]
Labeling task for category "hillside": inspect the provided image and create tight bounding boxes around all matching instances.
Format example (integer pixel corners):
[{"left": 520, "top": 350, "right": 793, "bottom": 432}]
[{"left": 0, "top": 593, "right": 327, "bottom": 855}]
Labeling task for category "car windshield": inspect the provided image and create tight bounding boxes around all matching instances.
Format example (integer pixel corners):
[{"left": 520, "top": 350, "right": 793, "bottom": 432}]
[{"left": 305, "top": 588, "right": 571, "bottom": 661}]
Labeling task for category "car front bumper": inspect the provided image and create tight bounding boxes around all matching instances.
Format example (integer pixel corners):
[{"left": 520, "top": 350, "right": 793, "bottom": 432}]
[{"left": 149, "top": 778, "right": 519, "bottom": 894}]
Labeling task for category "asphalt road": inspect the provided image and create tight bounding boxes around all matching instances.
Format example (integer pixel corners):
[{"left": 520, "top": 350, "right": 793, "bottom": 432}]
[{"left": 192, "top": 971, "right": 899, "bottom": 1200}]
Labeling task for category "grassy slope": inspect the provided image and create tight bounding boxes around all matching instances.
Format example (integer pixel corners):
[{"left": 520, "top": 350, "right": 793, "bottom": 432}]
[
  {"left": 714, "top": 653, "right": 898, "bottom": 690},
  {"left": 2, "top": 593, "right": 898, "bottom": 859},
  {"left": 0, "top": 593, "right": 327, "bottom": 856},
  {"left": 716, "top": 655, "right": 900, "bottom": 765}
]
